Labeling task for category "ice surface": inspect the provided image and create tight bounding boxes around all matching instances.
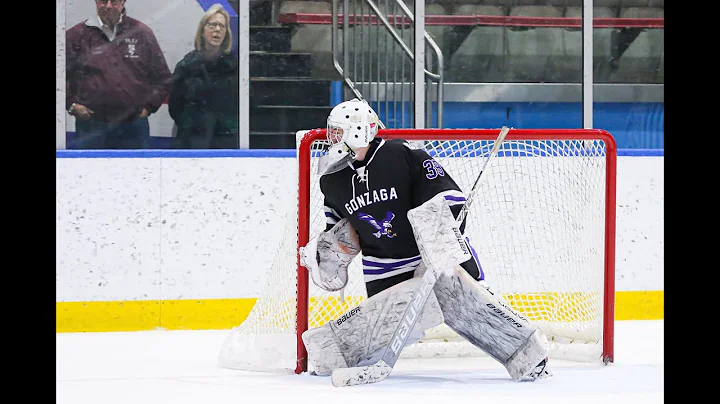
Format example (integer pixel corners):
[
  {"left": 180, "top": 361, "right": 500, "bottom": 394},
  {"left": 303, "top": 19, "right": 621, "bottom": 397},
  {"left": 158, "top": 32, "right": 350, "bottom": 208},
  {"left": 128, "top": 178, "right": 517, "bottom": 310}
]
[{"left": 56, "top": 320, "right": 663, "bottom": 404}]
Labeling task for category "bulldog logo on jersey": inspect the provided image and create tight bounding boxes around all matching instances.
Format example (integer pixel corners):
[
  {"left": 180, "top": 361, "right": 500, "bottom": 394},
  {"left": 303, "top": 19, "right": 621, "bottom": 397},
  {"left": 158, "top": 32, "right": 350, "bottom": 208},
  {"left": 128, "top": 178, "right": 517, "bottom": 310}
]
[{"left": 358, "top": 211, "right": 397, "bottom": 238}]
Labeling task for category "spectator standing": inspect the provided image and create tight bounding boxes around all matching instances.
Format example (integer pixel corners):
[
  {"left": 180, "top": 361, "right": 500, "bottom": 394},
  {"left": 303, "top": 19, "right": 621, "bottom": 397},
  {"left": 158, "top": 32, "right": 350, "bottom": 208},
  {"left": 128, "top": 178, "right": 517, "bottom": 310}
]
[
  {"left": 66, "top": 0, "right": 172, "bottom": 149},
  {"left": 169, "top": 4, "right": 239, "bottom": 149}
]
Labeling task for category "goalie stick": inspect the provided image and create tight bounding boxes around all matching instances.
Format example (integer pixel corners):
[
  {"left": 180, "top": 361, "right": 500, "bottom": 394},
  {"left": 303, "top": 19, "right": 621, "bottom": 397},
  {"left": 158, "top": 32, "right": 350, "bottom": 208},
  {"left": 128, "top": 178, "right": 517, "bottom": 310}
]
[{"left": 330, "top": 126, "right": 511, "bottom": 387}]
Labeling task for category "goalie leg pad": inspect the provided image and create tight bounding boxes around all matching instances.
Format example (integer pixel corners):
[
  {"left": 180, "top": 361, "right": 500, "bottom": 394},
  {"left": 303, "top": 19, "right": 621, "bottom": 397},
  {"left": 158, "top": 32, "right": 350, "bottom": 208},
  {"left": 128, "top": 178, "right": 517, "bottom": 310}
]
[
  {"left": 301, "top": 276, "right": 444, "bottom": 375},
  {"left": 302, "top": 322, "right": 349, "bottom": 376},
  {"left": 434, "top": 267, "right": 550, "bottom": 381}
]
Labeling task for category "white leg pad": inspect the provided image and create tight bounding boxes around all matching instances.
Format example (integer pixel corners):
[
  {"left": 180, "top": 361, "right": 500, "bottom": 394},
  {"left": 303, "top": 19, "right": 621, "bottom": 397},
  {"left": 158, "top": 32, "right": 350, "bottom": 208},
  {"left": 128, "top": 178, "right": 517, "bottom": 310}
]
[
  {"left": 301, "top": 277, "right": 444, "bottom": 376},
  {"left": 302, "top": 323, "right": 349, "bottom": 376},
  {"left": 506, "top": 329, "right": 550, "bottom": 381},
  {"left": 434, "top": 267, "right": 550, "bottom": 381}
]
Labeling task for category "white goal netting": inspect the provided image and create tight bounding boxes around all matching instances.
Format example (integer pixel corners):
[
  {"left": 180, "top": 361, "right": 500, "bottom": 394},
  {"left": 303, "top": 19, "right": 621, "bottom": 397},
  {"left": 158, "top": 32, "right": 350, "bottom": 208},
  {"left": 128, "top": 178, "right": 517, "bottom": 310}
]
[{"left": 219, "top": 129, "right": 615, "bottom": 373}]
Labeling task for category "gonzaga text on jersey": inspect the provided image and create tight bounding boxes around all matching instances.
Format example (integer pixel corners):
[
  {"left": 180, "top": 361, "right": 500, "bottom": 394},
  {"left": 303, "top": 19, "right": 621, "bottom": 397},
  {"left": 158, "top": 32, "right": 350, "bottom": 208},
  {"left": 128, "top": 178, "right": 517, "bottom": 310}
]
[{"left": 344, "top": 187, "right": 399, "bottom": 215}]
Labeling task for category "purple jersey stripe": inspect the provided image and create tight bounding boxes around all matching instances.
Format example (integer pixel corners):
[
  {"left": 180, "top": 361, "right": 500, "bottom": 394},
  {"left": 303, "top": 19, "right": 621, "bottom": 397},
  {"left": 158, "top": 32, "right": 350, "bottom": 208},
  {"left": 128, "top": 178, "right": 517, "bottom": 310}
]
[
  {"left": 444, "top": 195, "right": 467, "bottom": 202},
  {"left": 363, "top": 262, "right": 420, "bottom": 275},
  {"left": 362, "top": 256, "right": 422, "bottom": 269},
  {"left": 465, "top": 236, "right": 485, "bottom": 280},
  {"left": 324, "top": 211, "right": 341, "bottom": 222}
]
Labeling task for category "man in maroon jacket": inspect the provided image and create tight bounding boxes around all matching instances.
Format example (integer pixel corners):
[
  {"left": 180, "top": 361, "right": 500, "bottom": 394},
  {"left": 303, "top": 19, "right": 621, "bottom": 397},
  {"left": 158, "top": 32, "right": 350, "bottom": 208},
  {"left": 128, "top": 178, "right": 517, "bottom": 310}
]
[{"left": 66, "top": 0, "right": 172, "bottom": 149}]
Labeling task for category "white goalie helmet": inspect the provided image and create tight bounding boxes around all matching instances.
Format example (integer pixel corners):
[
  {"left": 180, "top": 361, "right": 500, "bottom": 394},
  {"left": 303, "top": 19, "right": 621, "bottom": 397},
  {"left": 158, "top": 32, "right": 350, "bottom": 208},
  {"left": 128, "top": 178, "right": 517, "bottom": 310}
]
[
  {"left": 326, "top": 98, "right": 380, "bottom": 150},
  {"left": 318, "top": 98, "right": 380, "bottom": 175}
]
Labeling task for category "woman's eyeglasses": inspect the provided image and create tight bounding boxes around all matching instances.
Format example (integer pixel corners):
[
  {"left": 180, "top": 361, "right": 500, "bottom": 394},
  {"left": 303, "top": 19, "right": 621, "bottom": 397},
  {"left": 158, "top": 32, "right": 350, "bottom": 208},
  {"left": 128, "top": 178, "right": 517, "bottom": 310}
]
[{"left": 205, "top": 22, "right": 227, "bottom": 31}]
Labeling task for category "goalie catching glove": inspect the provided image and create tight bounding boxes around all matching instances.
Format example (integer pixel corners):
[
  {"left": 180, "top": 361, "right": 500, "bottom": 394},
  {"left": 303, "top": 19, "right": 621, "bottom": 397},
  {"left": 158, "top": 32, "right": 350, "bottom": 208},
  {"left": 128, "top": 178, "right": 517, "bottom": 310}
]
[{"left": 299, "top": 218, "right": 361, "bottom": 292}]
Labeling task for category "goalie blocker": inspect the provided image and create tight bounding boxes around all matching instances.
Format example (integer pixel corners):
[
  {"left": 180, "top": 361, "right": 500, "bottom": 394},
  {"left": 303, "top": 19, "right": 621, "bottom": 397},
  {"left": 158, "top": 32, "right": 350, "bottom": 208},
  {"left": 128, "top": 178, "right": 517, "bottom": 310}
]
[{"left": 302, "top": 194, "right": 551, "bottom": 382}]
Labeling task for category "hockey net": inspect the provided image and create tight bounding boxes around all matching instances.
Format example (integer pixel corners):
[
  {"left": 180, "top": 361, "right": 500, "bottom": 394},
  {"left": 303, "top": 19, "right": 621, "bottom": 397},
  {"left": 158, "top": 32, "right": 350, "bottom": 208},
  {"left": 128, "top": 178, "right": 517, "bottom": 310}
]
[{"left": 219, "top": 128, "right": 617, "bottom": 374}]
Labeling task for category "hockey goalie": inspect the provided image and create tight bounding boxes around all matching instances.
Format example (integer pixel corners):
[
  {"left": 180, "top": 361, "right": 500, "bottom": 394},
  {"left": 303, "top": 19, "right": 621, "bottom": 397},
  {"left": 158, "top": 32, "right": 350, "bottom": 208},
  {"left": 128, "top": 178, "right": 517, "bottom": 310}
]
[{"left": 299, "top": 98, "right": 552, "bottom": 385}]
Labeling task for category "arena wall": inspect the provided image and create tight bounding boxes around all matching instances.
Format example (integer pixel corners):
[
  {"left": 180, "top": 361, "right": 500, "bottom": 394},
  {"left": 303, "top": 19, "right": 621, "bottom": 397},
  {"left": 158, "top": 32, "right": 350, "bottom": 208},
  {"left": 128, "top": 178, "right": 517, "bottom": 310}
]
[{"left": 56, "top": 149, "right": 664, "bottom": 332}]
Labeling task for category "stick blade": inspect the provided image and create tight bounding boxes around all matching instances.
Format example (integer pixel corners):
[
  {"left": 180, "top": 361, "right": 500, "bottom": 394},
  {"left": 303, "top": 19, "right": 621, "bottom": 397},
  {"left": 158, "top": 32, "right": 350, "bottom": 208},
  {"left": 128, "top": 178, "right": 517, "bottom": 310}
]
[{"left": 331, "top": 361, "right": 393, "bottom": 387}]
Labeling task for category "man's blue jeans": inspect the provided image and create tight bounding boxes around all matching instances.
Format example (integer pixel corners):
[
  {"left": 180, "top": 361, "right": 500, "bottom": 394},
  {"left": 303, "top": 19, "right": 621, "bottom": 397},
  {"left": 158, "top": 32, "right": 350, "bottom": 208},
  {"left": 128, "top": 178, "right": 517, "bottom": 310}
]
[{"left": 71, "top": 117, "right": 150, "bottom": 149}]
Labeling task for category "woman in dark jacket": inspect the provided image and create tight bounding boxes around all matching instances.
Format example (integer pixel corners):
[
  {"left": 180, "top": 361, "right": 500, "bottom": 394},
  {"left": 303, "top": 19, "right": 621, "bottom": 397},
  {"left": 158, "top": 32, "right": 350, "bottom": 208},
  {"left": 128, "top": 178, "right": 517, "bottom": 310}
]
[{"left": 169, "top": 4, "right": 238, "bottom": 149}]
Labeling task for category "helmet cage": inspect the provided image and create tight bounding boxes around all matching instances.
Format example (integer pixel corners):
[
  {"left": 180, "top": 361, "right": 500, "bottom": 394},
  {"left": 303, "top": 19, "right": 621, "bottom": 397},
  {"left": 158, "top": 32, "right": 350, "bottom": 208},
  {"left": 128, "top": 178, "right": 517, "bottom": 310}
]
[{"left": 326, "top": 121, "right": 346, "bottom": 146}]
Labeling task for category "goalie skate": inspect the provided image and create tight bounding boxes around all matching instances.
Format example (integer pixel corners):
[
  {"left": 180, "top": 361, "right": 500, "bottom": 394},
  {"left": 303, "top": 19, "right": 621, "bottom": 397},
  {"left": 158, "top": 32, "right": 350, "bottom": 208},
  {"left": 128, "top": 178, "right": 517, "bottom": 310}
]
[{"left": 522, "top": 358, "right": 552, "bottom": 381}]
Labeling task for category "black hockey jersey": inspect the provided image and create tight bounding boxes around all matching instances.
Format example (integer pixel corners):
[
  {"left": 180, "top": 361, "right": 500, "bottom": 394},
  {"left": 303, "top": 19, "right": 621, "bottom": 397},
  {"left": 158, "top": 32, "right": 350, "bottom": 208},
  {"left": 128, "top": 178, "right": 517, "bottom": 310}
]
[{"left": 320, "top": 138, "right": 484, "bottom": 296}]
